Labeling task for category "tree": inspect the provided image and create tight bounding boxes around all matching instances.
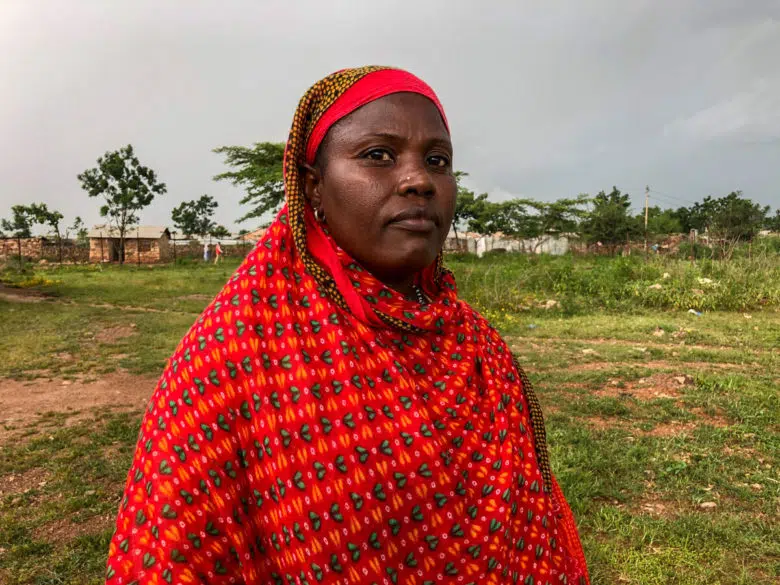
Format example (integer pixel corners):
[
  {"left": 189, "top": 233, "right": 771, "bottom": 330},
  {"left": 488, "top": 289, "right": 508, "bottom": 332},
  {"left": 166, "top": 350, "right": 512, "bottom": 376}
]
[
  {"left": 213, "top": 142, "right": 284, "bottom": 224},
  {"left": 524, "top": 195, "right": 590, "bottom": 251},
  {"left": 209, "top": 225, "right": 231, "bottom": 240},
  {"left": 764, "top": 209, "right": 780, "bottom": 232},
  {"left": 171, "top": 195, "right": 218, "bottom": 239},
  {"left": 451, "top": 172, "right": 489, "bottom": 245},
  {"left": 1, "top": 205, "right": 34, "bottom": 238},
  {"left": 27, "top": 203, "right": 65, "bottom": 263},
  {"left": 66, "top": 216, "right": 88, "bottom": 244},
  {"left": 672, "top": 197, "right": 717, "bottom": 233},
  {"left": 708, "top": 191, "right": 767, "bottom": 244},
  {"left": 471, "top": 199, "right": 537, "bottom": 238},
  {"left": 580, "top": 187, "right": 641, "bottom": 252},
  {"left": 644, "top": 206, "right": 682, "bottom": 237},
  {"left": 77, "top": 144, "right": 167, "bottom": 264}
]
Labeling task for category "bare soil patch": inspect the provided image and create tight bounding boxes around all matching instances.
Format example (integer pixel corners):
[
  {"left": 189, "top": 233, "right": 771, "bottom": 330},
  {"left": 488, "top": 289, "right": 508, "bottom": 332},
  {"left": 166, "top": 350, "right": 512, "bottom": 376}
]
[
  {"left": 0, "top": 372, "right": 157, "bottom": 442},
  {"left": 689, "top": 408, "right": 730, "bottom": 428},
  {"left": 595, "top": 373, "right": 693, "bottom": 401},
  {"left": 637, "top": 496, "right": 680, "bottom": 519},
  {"left": 95, "top": 324, "right": 137, "bottom": 344},
  {"left": 0, "top": 284, "right": 52, "bottom": 303},
  {"left": 565, "top": 359, "right": 746, "bottom": 373},
  {"left": 585, "top": 416, "right": 701, "bottom": 438},
  {"left": 0, "top": 467, "right": 49, "bottom": 498},
  {"left": 33, "top": 513, "right": 115, "bottom": 545}
]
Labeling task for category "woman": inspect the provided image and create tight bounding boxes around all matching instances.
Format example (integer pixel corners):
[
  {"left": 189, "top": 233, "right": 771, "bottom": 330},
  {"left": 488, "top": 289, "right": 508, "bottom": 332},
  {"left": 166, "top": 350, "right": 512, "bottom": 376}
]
[{"left": 106, "top": 66, "right": 589, "bottom": 585}]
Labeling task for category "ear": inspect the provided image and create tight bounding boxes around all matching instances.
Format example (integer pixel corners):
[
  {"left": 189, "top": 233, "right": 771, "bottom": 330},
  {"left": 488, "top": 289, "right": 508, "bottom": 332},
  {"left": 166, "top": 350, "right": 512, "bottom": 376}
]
[{"left": 301, "top": 163, "right": 323, "bottom": 212}]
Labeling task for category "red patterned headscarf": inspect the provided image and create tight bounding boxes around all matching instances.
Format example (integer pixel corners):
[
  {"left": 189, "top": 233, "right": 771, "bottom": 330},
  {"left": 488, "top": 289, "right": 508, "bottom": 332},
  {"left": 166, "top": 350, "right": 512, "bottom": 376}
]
[{"left": 105, "top": 66, "right": 589, "bottom": 585}]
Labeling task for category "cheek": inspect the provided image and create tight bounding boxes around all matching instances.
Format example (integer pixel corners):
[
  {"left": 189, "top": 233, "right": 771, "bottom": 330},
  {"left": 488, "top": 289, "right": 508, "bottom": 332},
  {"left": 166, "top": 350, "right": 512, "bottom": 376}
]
[
  {"left": 437, "top": 178, "right": 458, "bottom": 219},
  {"left": 321, "top": 166, "right": 387, "bottom": 231}
]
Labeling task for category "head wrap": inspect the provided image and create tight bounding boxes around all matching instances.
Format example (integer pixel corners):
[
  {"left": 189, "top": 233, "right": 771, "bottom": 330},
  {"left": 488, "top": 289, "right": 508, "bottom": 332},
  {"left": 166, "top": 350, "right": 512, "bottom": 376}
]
[
  {"left": 304, "top": 68, "right": 449, "bottom": 165},
  {"left": 283, "top": 66, "right": 451, "bottom": 331},
  {"left": 105, "top": 66, "right": 589, "bottom": 585}
]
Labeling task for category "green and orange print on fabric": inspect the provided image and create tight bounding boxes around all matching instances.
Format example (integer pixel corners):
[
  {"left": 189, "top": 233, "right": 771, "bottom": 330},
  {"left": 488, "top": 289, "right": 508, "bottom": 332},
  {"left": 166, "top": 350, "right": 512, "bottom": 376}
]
[{"left": 105, "top": 67, "right": 589, "bottom": 585}]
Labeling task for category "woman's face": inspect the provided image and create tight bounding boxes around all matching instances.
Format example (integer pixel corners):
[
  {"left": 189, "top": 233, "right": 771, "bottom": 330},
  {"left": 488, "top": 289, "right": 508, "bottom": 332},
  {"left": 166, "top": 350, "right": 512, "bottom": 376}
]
[{"left": 304, "top": 92, "right": 456, "bottom": 293}]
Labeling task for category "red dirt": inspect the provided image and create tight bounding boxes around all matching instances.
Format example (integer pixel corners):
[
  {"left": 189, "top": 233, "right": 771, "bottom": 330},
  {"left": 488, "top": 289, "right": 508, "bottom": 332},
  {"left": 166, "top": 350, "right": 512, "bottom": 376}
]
[
  {"left": 689, "top": 408, "right": 731, "bottom": 428},
  {"left": 565, "top": 359, "right": 746, "bottom": 373},
  {"left": 33, "top": 513, "right": 115, "bottom": 545},
  {"left": 637, "top": 497, "right": 679, "bottom": 518},
  {"left": 0, "top": 467, "right": 50, "bottom": 498},
  {"left": 0, "top": 284, "right": 51, "bottom": 303},
  {"left": 584, "top": 415, "right": 725, "bottom": 437},
  {"left": 0, "top": 372, "right": 157, "bottom": 442},
  {"left": 594, "top": 373, "right": 692, "bottom": 401},
  {"left": 95, "top": 324, "right": 137, "bottom": 344}
]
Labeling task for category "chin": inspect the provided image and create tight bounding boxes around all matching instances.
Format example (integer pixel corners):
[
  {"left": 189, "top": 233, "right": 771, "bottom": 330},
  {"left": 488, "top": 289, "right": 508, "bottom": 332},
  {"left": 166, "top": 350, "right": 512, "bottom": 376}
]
[
  {"left": 356, "top": 238, "right": 441, "bottom": 282},
  {"left": 390, "top": 247, "right": 439, "bottom": 274}
]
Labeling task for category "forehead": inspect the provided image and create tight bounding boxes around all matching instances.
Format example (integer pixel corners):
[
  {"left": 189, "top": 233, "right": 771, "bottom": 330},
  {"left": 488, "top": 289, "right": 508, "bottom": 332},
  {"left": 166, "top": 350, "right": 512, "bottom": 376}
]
[{"left": 323, "top": 92, "right": 450, "bottom": 144}]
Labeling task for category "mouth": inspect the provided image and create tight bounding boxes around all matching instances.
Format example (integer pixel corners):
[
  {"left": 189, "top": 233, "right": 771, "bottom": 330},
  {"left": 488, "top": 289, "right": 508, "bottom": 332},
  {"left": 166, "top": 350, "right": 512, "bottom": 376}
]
[{"left": 388, "top": 208, "right": 438, "bottom": 233}]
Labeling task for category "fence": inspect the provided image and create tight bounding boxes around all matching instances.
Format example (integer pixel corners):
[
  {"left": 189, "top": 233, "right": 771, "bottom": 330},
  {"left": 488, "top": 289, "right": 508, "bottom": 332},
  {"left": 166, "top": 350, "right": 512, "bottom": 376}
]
[
  {"left": 1, "top": 237, "right": 258, "bottom": 268},
  {"left": 0, "top": 237, "right": 90, "bottom": 267},
  {"left": 169, "top": 238, "right": 255, "bottom": 263}
]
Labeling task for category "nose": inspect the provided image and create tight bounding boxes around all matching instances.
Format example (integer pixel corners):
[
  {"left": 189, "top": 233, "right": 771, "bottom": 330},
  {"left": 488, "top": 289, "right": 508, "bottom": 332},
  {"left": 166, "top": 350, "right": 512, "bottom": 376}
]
[{"left": 397, "top": 160, "right": 435, "bottom": 199}]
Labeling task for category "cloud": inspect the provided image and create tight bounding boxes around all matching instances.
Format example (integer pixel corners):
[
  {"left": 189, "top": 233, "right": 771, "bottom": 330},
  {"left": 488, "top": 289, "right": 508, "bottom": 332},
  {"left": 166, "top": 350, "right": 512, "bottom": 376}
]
[
  {"left": 1, "top": 0, "right": 779, "bottom": 231},
  {"left": 665, "top": 78, "right": 780, "bottom": 142}
]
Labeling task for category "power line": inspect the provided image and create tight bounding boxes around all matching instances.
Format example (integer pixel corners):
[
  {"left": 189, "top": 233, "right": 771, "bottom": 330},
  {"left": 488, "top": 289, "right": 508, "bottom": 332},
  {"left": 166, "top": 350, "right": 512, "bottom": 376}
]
[
  {"left": 648, "top": 188, "right": 699, "bottom": 206},
  {"left": 648, "top": 191, "right": 693, "bottom": 209}
]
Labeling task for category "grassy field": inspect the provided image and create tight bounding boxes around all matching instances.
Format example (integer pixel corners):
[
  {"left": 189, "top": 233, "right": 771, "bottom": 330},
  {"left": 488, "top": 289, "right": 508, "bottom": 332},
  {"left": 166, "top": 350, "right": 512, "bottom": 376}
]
[{"left": 0, "top": 256, "right": 778, "bottom": 584}]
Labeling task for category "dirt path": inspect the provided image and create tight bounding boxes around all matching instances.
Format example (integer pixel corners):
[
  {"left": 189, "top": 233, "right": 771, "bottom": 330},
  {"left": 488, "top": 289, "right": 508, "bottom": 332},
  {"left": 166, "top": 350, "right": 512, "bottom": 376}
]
[
  {"left": 0, "top": 284, "right": 199, "bottom": 315},
  {"left": 0, "top": 284, "right": 52, "bottom": 303},
  {"left": 0, "top": 372, "right": 157, "bottom": 443}
]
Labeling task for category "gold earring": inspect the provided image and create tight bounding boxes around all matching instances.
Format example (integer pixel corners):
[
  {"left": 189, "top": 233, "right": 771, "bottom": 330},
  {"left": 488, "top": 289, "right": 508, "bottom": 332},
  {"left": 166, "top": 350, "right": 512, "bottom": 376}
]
[{"left": 314, "top": 208, "right": 325, "bottom": 222}]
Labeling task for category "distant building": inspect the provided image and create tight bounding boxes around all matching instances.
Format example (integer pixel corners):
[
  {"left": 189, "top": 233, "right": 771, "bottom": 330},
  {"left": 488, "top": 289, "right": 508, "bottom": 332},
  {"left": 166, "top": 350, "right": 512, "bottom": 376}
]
[
  {"left": 88, "top": 225, "right": 172, "bottom": 263},
  {"left": 444, "top": 229, "right": 577, "bottom": 257}
]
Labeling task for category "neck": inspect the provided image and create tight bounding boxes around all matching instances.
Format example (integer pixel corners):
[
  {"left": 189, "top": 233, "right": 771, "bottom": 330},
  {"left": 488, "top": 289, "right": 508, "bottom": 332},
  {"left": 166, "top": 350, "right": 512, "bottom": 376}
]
[{"left": 378, "top": 274, "right": 417, "bottom": 297}]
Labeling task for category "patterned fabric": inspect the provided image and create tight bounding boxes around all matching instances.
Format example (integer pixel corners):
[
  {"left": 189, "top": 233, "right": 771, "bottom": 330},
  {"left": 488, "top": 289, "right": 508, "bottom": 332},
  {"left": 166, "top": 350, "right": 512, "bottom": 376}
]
[{"left": 105, "top": 67, "right": 589, "bottom": 585}]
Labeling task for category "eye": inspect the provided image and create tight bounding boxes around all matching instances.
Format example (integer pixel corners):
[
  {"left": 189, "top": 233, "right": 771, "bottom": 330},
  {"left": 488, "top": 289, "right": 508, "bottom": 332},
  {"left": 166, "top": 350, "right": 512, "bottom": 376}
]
[
  {"left": 427, "top": 154, "right": 451, "bottom": 168},
  {"left": 363, "top": 148, "right": 393, "bottom": 161}
]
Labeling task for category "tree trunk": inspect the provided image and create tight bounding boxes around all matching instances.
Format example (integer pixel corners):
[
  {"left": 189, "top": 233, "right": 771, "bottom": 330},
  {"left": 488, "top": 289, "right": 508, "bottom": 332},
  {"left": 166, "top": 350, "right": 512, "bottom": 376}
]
[{"left": 56, "top": 227, "right": 63, "bottom": 265}]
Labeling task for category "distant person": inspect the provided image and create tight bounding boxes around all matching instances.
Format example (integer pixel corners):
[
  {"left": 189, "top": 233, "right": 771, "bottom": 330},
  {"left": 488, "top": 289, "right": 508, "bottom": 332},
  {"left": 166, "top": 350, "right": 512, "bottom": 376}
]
[
  {"left": 213, "top": 241, "right": 223, "bottom": 264},
  {"left": 202, "top": 241, "right": 209, "bottom": 262},
  {"left": 106, "top": 67, "right": 589, "bottom": 584}
]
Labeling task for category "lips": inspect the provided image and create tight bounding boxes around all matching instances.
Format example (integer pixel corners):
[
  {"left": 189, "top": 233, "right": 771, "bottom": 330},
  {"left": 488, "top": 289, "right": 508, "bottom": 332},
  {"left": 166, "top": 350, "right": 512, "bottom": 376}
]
[{"left": 388, "top": 207, "right": 438, "bottom": 233}]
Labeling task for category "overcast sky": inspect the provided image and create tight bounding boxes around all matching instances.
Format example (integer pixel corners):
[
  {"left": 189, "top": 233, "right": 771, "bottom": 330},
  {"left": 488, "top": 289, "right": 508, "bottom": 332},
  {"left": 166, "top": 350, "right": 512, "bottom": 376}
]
[{"left": 1, "top": 0, "right": 779, "bottom": 233}]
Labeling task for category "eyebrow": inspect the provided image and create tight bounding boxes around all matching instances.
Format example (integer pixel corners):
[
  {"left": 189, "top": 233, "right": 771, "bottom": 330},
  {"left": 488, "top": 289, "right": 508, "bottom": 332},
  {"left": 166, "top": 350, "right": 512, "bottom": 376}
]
[{"left": 357, "top": 132, "right": 453, "bottom": 149}]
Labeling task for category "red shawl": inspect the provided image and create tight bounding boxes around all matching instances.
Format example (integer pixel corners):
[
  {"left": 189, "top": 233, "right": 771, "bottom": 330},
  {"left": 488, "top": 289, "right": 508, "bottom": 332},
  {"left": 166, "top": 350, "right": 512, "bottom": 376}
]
[{"left": 105, "top": 67, "right": 589, "bottom": 585}]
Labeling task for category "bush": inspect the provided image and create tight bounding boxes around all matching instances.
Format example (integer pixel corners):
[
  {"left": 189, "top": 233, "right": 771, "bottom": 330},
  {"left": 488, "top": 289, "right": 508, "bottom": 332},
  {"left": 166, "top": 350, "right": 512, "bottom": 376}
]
[{"left": 447, "top": 252, "right": 780, "bottom": 315}]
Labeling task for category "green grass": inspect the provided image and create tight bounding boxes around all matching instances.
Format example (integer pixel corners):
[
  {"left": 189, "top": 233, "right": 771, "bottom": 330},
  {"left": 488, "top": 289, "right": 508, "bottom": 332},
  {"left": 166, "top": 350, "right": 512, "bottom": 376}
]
[
  {"left": 448, "top": 251, "right": 780, "bottom": 314},
  {"left": 0, "top": 411, "right": 139, "bottom": 585},
  {"left": 0, "top": 257, "right": 778, "bottom": 584}
]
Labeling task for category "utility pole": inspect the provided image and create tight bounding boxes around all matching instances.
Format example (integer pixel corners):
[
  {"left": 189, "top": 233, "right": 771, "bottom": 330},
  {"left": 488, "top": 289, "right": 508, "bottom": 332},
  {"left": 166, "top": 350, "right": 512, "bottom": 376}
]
[{"left": 644, "top": 185, "right": 650, "bottom": 259}]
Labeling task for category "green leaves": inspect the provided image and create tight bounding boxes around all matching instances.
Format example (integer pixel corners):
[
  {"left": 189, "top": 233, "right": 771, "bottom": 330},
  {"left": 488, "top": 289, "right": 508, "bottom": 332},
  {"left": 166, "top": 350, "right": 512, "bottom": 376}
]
[
  {"left": 77, "top": 145, "right": 167, "bottom": 265},
  {"left": 212, "top": 142, "right": 285, "bottom": 223}
]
